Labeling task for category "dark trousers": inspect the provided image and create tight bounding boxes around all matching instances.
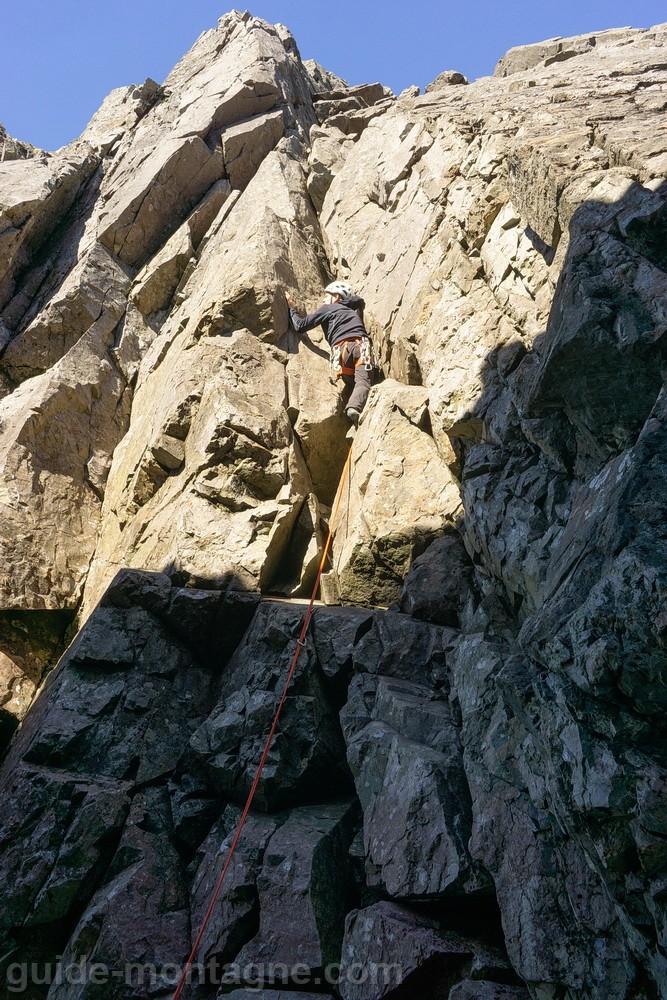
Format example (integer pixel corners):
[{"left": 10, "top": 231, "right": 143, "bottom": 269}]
[{"left": 340, "top": 341, "right": 373, "bottom": 412}]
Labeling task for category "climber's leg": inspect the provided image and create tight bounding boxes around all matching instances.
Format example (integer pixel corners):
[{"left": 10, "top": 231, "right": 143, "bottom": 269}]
[{"left": 346, "top": 343, "right": 372, "bottom": 413}]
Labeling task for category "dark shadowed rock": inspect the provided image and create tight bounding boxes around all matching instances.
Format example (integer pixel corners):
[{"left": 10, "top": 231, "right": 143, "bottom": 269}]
[
  {"left": 449, "top": 982, "right": 529, "bottom": 1000},
  {"left": 350, "top": 610, "right": 454, "bottom": 686},
  {"left": 191, "top": 806, "right": 281, "bottom": 972},
  {"left": 310, "top": 606, "right": 374, "bottom": 680},
  {"left": 224, "top": 992, "right": 331, "bottom": 1000},
  {"left": 339, "top": 902, "right": 488, "bottom": 1000},
  {"left": 0, "top": 766, "right": 131, "bottom": 937},
  {"left": 341, "top": 673, "right": 487, "bottom": 899},
  {"left": 18, "top": 604, "right": 215, "bottom": 784},
  {"left": 46, "top": 787, "right": 190, "bottom": 1000},
  {"left": 231, "top": 801, "right": 358, "bottom": 983},
  {"left": 397, "top": 534, "right": 474, "bottom": 626},
  {"left": 448, "top": 630, "right": 667, "bottom": 998},
  {"left": 518, "top": 185, "right": 667, "bottom": 478},
  {"left": 0, "top": 608, "right": 72, "bottom": 746},
  {"left": 189, "top": 601, "right": 352, "bottom": 810},
  {"left": 518, "top": 387, "right": 667, "bottom": 716},
  {"left": 0, "top": 582, "right": 221, "bottom": 973}
]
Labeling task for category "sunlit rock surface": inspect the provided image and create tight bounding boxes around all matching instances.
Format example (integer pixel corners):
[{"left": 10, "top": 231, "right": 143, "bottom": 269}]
[{"left": 1, "top": 14, "right": 666, "bottom": 1000}]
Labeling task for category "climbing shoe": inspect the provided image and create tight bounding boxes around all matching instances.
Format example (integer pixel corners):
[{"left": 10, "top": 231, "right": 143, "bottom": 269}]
[{"left": 346, "top": 407, "right": 361, "bottom": 427}]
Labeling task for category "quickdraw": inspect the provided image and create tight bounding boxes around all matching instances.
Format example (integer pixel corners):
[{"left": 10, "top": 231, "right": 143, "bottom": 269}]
[{"left": 359, "top": 336, "right": 377, "bottom": 371}]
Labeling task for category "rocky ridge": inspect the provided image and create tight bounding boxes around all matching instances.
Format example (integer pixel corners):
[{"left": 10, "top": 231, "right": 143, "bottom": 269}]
[{"left": 0, "top": 11, "right": 666, "bottom": 1000}]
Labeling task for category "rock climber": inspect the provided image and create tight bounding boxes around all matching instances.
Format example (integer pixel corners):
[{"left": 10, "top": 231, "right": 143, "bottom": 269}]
[{"left": 284, "top": 281, "right": 377, "bottom": 426}]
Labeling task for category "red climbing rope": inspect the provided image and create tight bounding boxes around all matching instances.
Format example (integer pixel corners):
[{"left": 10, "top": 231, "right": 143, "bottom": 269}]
[{"left": 172, "top": 445, "right": 354, "bottom": 1000}]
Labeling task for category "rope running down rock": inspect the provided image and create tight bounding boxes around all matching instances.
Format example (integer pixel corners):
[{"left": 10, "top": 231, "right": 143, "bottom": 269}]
[{"left": 172, "top": 444, "right": 353, "bottom": 1000}]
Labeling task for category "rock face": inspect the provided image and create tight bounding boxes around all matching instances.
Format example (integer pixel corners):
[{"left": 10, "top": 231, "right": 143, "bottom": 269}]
[
  {"left": 328, "top": 379, "right": 462, "bottom": 605},
  {"left": 341, "top": 671, "right": 487, "bottom": 898},
  {"left": 0, "top": 609, "right": 72, "bottom": 747},
  {"left": 0, "top": 123, "right": 43, "bottom": 161},
  {"left": 1, "top": 13, "right": 667, "bottom": 1000}
]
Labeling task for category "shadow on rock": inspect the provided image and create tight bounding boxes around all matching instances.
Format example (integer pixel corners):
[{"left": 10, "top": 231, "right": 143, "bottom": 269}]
[{"left": 425, "top": 178, "right": 667, "bottom": 999}]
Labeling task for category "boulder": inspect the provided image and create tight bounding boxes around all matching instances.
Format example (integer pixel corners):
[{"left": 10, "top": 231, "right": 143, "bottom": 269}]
[
  {"left": 222, "top": 109, "right": 285, "bottom": 189},
  {"left": 304, "top": 59, "right": 348, "bottom": 94},
  {"left": 0, "top": 765, "right": 131, "bottom": 936},
  {"left": 339, "top": 902, "right": 484, "bottom": 1000},
  {"left": 350, "top": 608, "right": 455, "bottom": 685},
  {"left": 329, "top": 381, "right": 462, "bottom": 606},
  {"left": 0, "top": 609, "right": 71, "bottom": 745},
  {"left": 426, "top": 71, "right": 469, "bottom": 90},
  {"left": 397, "top": 534, "right": 474, "bottom": 626},
  {"left": 6, "top": 603, "right": 216, "bottom": 785},
  {"left": 341, "top": 673, "right": 487, "bottom": 898},
  {"left": 232, "top": 801, "right": 358, "bottom": 980},
  {"left": 189, "top": 601, "right": 351, "bottom": 810}
]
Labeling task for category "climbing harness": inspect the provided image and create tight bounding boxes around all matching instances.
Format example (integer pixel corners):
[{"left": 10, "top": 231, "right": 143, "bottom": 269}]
[
  {"left": 172, "top": 446, "right": 354, "bottom": 1000},
  {"left": 330, "top": 336, "right": 377, "bottom": 379}
]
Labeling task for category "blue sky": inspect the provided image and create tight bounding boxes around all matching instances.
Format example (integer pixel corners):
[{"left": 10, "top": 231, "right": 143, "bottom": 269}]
[{"left": 2, "top": 0, "right": 666, "bottom": 151}]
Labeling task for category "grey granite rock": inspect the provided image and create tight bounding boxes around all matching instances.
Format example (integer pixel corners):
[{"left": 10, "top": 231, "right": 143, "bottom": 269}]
[
  {"left": 341, "top": 673, "right": 487, "bottom": 898},
  {"left": 339, "top": 902, "right": 498, "bottom": 1000},
  {"left": 232, "top": 801, "right": 358, "bottom": 980},
  {"left": 189, "top": 601, "right": 353, "bottom": 810}
]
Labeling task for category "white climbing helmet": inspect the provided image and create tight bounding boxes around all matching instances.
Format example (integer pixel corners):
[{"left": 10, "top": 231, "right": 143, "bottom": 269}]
[{"left": 325, "top": 280, "right": 353, "bottom": 298}]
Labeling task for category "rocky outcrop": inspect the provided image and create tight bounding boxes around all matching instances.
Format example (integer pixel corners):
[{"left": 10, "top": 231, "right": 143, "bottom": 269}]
[
  {"left": 1, "top": 13, "right": 667, "bottom": 1000},
  {"left": 493, "top": 25, "right": 659, "bottom": 77},
  {"left": 327, "top": 380, "right": 462, "bottom": 605},
  {"left": 339, "top": 902, "right": 517, "bottom": 1000},
  {"left": 0, "top": 326, "right": 131, "bottom": 613},
  {"left": 0, "top": 150, "right": 99, "bottom": 314},
  {"left": 426, "top": 70, "right": 469, "bottom": 90},
  {"left": 0, "top": 124, "right": 43, "bottom": 161},
  {"left": 0, "top": 609, "right": 71, "bottom": 746},
  {"left": 0, "top": 572, "right": 509, "bottom": 996},
  {"left": 341, "top": 671, "right": 487, "bottom": 898}
]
